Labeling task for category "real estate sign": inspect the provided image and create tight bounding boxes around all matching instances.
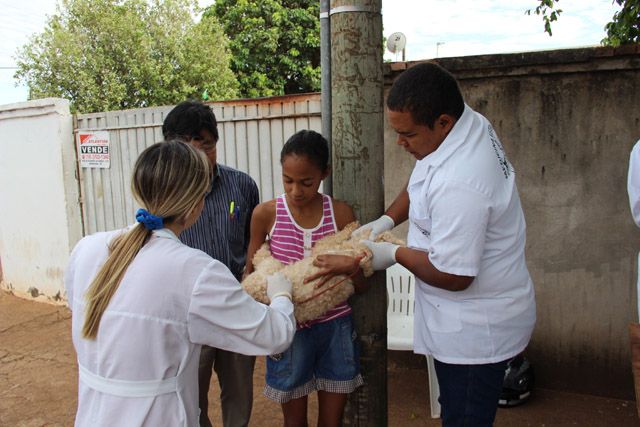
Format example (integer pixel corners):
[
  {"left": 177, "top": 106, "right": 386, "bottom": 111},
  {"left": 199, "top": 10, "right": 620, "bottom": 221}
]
[{"left": 77, "top": 131, "right": 110, "bottom": 168}]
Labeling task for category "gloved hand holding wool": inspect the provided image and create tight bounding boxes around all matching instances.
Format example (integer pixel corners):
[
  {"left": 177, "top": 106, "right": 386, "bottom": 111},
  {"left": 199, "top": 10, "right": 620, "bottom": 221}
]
[
  {"left": 352, "top": 215, "right": 395, "bottom": 240},
  {"left": 359, "top": 240, "right": 400, "bottom": 271}
]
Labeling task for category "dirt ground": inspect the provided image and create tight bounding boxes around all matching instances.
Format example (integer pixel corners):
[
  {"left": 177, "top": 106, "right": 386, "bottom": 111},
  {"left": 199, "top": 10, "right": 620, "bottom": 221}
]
[{"left": 1, "top": 290, "right": 639, "bottom": 427}]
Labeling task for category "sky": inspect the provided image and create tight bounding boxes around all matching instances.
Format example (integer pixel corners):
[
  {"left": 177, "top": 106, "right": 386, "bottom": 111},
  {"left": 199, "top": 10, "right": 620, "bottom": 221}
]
[{"left": 0, "top": 0, "right": 622, "bottom": 106}]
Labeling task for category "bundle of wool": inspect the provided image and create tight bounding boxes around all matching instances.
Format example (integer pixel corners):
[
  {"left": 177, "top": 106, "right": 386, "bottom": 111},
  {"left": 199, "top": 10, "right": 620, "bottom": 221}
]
[{"left": 241, "top": 222, "right": 403, "bottom": 323}]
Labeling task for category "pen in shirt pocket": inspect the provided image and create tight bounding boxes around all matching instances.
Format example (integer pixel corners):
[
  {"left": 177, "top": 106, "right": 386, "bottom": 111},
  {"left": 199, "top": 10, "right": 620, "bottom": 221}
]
[{"left": 229, "top": 200, "right": 239, "bottom": 220}]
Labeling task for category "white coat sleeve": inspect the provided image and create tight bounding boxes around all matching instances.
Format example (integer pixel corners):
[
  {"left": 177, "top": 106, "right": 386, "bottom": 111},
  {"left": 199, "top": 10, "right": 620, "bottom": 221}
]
[
  {"left": 63, "top": 238, "right": 86, "bottom": 311},
  {"left": 428, "top": 181, "right": 491, "bottom": 277},
  {"left": 187, "top": 261, "right": 296, "bottom": 355},
  {"left": 628, "top": 140, "right": 640, "bottom": 227}
]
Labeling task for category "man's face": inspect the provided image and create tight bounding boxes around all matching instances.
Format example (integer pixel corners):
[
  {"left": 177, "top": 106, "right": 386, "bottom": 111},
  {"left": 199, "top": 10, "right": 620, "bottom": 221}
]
[
  {"left": 189, "top": 129, "right": 217, "bottom": 167},
  {"left": 388, "top": 109, "right": 453, "bottom": 160}
]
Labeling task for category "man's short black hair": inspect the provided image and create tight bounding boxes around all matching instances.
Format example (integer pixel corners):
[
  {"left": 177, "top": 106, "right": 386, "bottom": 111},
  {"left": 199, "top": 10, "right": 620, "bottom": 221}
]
[
  {"left": 162, "top": 100, "right": 219, "bottom": 141},
  {"left": 387, "top": 62, "right": 465, "bottom": 128}
]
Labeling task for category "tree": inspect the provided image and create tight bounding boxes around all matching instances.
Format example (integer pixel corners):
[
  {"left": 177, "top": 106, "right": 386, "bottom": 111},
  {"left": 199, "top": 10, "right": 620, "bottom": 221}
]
[
  {"left": 204, "top": 0, "right": 320, "bottom": 98},
  {"left": 528, "top": 0, "right": 640, "bottom": 46},
  {"left": 15, "top": 0, "right": 239, "bottom": 113},
  {"left": 526, "top": 0, "right": 563, "bottom": 36},
  {"left": 603, "top": 0, "right": 640, "bottom": 46}
]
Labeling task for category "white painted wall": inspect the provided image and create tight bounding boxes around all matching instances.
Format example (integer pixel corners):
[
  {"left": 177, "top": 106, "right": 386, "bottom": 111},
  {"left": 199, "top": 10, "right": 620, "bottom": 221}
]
[{"left": 0, "top": 98, "right": 83, "bottom": 302}]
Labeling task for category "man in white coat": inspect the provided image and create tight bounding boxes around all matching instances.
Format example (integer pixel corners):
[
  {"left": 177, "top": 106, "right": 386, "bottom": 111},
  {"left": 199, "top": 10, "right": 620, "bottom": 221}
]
[{"left": 360, "top": 63, "right": 536, "bottom": 426}]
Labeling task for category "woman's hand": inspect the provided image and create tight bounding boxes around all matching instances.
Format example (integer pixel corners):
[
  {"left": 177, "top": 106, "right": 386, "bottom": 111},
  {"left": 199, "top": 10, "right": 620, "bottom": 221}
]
[{"left": 304, "top": 254, "right": 364, "bottom": 289}]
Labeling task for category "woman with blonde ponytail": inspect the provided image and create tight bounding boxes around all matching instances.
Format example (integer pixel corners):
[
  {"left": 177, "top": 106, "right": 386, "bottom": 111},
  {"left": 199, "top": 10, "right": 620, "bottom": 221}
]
[{"left": 65, "top": 140, "right": 295, "bottom": 427}]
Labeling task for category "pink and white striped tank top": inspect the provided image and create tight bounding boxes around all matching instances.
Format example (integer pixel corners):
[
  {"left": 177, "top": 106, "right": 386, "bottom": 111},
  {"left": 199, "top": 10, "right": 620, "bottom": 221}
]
[{"left": 269, "top": 193, "right": 352, "bottom": 327}]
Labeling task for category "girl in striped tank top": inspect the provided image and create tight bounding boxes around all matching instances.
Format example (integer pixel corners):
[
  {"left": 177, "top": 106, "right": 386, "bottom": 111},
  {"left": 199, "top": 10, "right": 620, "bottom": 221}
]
[{"left": 245, "top": 130, "right": 367, "bottom": 426}]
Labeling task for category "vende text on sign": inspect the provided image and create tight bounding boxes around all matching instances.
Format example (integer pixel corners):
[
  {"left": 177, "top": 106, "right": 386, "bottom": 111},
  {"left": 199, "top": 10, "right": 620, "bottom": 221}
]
[
  {"left": 80, "top": 146, "right": 109, "bottom": 154},
  {"left": 77, "top": 131, "right": 110, "bottom": 169}
]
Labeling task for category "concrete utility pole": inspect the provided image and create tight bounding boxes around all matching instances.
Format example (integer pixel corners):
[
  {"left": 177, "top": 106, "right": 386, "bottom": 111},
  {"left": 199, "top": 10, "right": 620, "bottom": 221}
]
[
  {"left": 329, "top": 0, "right": 386, "bottom": 424},
  {"left": 320, "top": 0, "right": 332, "bottom": 195}
]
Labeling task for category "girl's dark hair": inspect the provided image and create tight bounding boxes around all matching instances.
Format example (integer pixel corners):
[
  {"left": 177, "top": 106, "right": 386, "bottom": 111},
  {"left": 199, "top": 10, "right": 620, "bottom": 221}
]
[
  {"left": 162, "top": 100, "right": 219, "bottom": 142},
  {"left": 280, "top": 130, "right": 329, "bottom": 172},
  {"left": 387, "top": 62, "right": 465, "bottom": 129}
]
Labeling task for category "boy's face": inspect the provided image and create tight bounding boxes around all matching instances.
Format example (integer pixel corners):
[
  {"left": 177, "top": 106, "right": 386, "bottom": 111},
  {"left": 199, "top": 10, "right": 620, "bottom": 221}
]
[
  {"left": 189, "top": 129, "right": 217, "bottom": 168},
  {"left": 387, "top": 109, "right": 453, "bottom": 160}
]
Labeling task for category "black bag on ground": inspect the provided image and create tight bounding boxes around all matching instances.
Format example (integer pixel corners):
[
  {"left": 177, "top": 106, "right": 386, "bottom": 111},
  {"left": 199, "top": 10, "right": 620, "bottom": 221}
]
[{"left": 498, "top": 353, "right": 534, "bottom": 407}]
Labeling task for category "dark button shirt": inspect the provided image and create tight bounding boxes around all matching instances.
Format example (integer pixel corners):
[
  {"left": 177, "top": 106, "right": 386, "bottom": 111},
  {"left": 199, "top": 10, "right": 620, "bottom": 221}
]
[{"left": 180, "top": 164, "right": 259, "bottom": 280}]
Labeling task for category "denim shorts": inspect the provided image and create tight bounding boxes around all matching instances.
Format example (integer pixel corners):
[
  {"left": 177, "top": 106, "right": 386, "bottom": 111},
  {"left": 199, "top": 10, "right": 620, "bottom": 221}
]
[{"left": 264, "top": 314, "right": 364, "bottom": 403}]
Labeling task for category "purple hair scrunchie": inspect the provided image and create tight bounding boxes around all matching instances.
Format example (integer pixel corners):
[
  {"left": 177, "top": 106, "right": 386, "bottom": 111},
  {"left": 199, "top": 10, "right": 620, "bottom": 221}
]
[{"left": 136, "top": 208, "right": 164, "bottom": 230}]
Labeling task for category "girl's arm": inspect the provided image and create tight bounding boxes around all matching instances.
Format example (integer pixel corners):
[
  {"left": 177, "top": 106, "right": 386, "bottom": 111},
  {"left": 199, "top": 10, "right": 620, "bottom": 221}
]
[
  {"left": 309, "top": 253, "right": 367, "bottom": 293},
  {"left": 333, "top": 199, "right": 356, "bottom": 231},
  {"left": 243, "top": 200, "right": 276, "bottom": 277}
]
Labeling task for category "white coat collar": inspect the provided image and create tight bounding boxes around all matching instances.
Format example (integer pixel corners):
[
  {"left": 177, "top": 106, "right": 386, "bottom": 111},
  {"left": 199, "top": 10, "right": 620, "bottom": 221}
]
[
  {"left": 153, "top": 228, "right": 181, "bottom": 243},
  {"left": 409, "top": 104, "right": 476, "bottom": 186}
]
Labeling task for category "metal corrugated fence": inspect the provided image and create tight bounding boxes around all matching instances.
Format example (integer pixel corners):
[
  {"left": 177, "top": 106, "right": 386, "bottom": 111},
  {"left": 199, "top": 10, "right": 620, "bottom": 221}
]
[{"left": 74, "top": 93, "right": 321, "bottom": 235}]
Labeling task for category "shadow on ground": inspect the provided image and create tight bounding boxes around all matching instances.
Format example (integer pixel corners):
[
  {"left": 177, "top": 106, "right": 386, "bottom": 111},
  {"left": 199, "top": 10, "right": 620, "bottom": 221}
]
[{"left": 0, "top": 291, "right": 637, "bottom": 426}]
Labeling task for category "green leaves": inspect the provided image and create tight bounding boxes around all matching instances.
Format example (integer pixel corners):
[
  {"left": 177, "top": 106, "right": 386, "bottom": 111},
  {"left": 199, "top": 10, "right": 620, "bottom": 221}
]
[
  {"left": 525, "top": 0, "right": 562, "bottom": 37},
  {"left": 528, "top": 0, "right": 639, "bottom": 45},
  {"left": 14, "top": 0, "right": 238, "bottom": 113},
  {"left": 205, "top": 0, "right": 321, "bottom": 98},
  {"left": 602, "top": 0, "right": 640, "bottom": 46}
]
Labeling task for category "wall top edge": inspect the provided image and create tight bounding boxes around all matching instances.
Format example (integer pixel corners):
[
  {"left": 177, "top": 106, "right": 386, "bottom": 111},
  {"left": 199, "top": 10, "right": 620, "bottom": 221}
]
[
  {"left": 383, "top": 45, "right": 640, "bottom": 79},
  {"left": 0, "top": 97, "right": 70, "bottom": 120}
]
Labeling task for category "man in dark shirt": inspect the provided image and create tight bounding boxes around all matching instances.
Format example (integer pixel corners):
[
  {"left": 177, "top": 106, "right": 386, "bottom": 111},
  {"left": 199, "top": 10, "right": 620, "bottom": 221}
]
[{"left": 163, "top": 100, "right": 260, "bottom": 427}]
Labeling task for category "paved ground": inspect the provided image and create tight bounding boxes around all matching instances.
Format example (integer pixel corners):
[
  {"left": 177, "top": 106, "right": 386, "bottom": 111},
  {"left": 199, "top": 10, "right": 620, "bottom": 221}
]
[{"left": 1, "top": 290, "right": 639, "bottom": 426}]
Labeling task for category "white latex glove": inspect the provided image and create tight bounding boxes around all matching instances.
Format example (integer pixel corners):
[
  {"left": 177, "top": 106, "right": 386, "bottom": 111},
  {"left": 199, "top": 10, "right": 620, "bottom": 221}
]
[
  {"left": 266, "top": 272, "right": 293, "bottom": 301},
  {"left": 353, "top": 215, "right": 395, "bottom": 240},
  {"left": 361, "top": 240, "right": 399, "bottom": 271}
]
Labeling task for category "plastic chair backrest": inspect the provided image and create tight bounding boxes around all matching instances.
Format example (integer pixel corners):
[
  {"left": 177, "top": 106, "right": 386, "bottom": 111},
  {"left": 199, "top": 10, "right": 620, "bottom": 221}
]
[
  {"left": 387, "top": 263, "right": 415, "bottom": 318},
  {"left": 386, "top": 263, "right": 415, "bottom": 351}
]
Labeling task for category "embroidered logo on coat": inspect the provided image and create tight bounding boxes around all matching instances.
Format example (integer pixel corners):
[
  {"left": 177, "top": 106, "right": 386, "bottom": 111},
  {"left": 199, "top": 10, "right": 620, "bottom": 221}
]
[
  {"left": 412, "top": 220, "right": 431, "bottom": 238},
  {"left": 488, "top": 125, "right": 514, "bottom": 179}
]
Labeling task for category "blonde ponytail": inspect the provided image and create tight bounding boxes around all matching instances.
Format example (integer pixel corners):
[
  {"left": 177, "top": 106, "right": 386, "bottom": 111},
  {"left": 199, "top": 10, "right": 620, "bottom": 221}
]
[
  {"left": 82, "top": 140, "right": 210, "bottom": 339},
  {"left": 82, "top": 225, "right": 149, "bottom": 338}
]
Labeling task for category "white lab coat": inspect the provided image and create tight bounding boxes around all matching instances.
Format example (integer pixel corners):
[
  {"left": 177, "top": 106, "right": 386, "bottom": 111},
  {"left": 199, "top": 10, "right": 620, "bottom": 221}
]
[
  {"left": 407, "top": 104, "right": 536, "bottom": 365},
  {"left": 628, "top": 140, "right": 640, "bottom": 227},
  {"left": 64, "top": 228, "right": 295, "bottom": 427}
]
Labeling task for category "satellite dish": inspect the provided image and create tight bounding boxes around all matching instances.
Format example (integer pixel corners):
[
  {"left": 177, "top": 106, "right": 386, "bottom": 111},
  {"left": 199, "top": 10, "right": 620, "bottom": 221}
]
[{"left": 386, "top": 32, "right": 407, "bottom": 54}]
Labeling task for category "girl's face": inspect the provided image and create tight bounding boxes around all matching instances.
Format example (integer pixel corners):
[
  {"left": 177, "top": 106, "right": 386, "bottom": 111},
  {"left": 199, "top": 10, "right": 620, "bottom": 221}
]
[{"left": 282, "top": 154, "right": 328, "bottom": 208}]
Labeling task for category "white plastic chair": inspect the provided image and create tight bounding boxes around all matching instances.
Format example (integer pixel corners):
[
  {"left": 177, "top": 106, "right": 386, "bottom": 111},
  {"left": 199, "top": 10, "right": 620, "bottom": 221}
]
[{"left": 386, "top": 263, "right": 441, "bottom": 419}]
